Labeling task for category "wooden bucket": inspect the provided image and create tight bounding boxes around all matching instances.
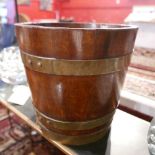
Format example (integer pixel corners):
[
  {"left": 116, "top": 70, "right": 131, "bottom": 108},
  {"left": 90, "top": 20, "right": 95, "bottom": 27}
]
[{"left": 15, "top": 22, "right": 138, "bottom": 145}]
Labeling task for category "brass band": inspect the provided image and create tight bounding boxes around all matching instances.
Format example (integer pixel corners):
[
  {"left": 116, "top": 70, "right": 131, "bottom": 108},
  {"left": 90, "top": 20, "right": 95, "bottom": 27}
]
[
  {"left": 21, "top": 51, "right": 131, "bottom": 76},
  {"left": 35, "top": 108, "right": 115, "bottom": 131},
  {"left": 38, "top": 120, "right": 110, "bottom": 145}
]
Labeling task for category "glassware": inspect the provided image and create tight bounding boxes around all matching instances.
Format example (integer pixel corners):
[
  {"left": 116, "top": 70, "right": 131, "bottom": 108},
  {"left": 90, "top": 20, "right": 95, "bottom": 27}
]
[
  {"left": 148, "top": 118, "right": 155, "bottom": 155},
  {"left": 0, "top": 46, "right": 26, "bottom": 85}
]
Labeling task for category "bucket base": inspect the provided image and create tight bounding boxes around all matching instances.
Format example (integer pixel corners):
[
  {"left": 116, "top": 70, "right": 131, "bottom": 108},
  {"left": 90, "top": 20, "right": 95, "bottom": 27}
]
[
  {"left": 35, "top": 108, "right": 114, "bottom": 145},
  {"left": 37, "top": 120, "right": 110, "bottom": 145}
]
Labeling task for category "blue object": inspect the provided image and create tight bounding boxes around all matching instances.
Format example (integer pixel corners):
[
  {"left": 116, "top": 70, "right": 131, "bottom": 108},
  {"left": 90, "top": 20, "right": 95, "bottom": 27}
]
[{"left": 0, "top": 24, "right": 16, "bottom": 50}]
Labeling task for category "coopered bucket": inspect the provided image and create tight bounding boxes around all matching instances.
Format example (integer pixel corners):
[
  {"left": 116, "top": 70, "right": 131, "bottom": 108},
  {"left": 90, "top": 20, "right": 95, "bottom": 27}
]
[{"left": 15, "top": 22, "right": 138, "bottom": 145}]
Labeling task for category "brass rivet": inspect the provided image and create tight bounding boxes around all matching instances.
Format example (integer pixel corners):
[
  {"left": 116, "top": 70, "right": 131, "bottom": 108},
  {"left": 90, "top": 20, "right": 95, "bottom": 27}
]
[
  {"left": 37, "top": 62, "right": 42, "bottom": 67},
  {"left": 46, "top": 120, "right": 50, "bottom": 124},
  {"left": 28, "top": 59, "right": 32, "bottom": 65}
]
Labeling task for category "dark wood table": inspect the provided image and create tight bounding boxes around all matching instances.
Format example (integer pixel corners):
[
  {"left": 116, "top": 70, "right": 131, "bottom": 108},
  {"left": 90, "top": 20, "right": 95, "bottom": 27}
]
[{"left": 0, "top": 82, "right": 150, "bottom": 155}]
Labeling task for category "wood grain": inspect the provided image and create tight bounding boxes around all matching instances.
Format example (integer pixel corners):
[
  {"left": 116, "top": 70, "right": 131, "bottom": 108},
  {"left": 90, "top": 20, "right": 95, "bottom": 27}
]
[{"left": 15, "top": 22, "right": 138, "bottom": 144}]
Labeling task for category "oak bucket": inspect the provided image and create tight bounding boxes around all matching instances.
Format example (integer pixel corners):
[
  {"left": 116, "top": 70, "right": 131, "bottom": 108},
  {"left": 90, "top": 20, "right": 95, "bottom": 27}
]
[{"left": 15, "top": 22, "right": 138, "bottom": 145}]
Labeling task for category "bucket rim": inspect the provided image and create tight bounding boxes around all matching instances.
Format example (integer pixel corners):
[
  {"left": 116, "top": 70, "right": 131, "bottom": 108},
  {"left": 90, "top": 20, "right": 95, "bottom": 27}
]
[{"left": 15, "top": 22, "right": 138, "bottom": 31}]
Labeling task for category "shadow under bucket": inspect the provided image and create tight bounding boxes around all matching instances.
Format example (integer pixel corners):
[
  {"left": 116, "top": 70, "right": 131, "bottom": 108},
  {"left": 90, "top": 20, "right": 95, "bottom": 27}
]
[{"left": 15, "top": 22, "right": 138, "bottom": 145}]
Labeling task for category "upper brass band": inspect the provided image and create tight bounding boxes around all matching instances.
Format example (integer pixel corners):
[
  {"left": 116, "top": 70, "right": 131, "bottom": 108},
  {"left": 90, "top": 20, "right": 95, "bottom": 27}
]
[
  {"left": 35, "top": 108, "right": 115, "bottom": 131},
  {"left": 21, "top": 51, "right": 131, "bottom": 76}
]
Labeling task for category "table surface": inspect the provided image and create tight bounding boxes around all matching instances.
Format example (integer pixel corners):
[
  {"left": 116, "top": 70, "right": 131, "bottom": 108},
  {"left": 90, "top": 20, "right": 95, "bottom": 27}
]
[{"left": 0, "top": 82, "right": 150, "bottom": 155}]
